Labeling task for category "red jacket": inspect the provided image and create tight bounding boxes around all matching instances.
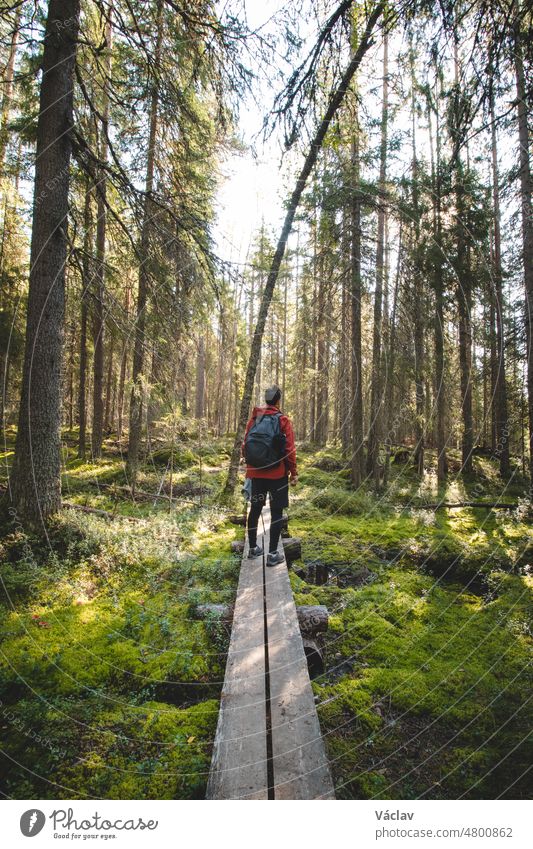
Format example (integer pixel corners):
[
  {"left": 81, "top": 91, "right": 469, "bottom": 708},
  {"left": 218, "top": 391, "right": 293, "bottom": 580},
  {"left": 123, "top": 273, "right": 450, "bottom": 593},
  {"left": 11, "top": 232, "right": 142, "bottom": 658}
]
[{"left": 242, "top": 405, "right": 298, "bottom": 479}]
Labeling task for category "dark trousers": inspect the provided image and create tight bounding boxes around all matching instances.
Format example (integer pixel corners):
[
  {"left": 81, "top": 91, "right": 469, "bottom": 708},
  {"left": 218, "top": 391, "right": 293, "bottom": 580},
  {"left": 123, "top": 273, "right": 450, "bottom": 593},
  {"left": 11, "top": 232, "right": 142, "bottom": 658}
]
[{"left": 247, "top": 476, "right": 288, "bottom": 553}]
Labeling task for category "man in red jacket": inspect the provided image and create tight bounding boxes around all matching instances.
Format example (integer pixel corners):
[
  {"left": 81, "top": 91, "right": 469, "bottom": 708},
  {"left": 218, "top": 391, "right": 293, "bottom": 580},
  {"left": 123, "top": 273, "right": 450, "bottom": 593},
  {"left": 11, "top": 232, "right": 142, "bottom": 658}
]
[{"left": 242, "top": 385, "right": 298, "bottom": 566}]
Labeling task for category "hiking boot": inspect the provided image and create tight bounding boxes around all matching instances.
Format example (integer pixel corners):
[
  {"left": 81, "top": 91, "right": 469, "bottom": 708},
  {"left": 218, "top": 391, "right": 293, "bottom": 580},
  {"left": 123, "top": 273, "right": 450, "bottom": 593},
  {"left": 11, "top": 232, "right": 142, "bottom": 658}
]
[
  {"left": 249, "top": 545, "right": 263, "bottom": 558},
  {"left": 267, "top": 550, "right": 284, "bottom": 567}
]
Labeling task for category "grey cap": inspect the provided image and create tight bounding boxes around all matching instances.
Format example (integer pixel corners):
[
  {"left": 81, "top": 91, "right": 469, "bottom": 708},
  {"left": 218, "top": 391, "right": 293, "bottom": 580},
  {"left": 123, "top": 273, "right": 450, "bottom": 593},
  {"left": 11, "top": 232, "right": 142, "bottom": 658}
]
[{"left": 265, "top": 385, "right": 281, "bottom": 403}]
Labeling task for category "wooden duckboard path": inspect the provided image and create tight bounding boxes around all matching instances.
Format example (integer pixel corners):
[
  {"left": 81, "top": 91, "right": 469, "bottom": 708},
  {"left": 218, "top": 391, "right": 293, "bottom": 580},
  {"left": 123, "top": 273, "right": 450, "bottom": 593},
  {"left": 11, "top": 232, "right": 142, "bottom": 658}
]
[{"left": 207, "top": 506, "right": 334, "bottom": 800}]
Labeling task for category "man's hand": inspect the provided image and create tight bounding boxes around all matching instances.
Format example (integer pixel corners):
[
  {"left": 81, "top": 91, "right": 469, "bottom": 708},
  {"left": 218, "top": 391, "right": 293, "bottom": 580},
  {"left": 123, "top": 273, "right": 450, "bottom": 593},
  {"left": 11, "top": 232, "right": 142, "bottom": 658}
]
[{"left": 290, "top": 475, "right": 298, "bottom": 487}]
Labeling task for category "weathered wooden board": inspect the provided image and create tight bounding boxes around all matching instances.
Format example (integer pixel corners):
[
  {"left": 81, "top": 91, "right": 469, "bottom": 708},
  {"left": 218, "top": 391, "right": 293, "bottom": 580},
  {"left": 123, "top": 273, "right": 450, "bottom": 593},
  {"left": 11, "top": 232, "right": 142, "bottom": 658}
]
[
  {"left": 265, "top": 532, "right": 335, "bottom": 800},
  {"left": 206, "top": 530, "right": 268, "bottom": 800},
  {"left": 207, "top": 504, "right": 334, "bottom": 800}
]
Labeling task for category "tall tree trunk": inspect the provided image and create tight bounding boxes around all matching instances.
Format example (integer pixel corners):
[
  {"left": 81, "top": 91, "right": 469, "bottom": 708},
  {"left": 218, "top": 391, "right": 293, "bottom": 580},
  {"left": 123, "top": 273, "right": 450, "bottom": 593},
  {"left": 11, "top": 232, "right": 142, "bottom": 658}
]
[
  {"left": 489, "top": 81, "right": 509, "bottom": 475},
  {"left": 366, "top": 29, "right": 389, "bottom": 487},
  {"left": 127, "top": 0, "right": 163, "bottom": 489},
  {"left": 410, "top": 42, "right": 424, "bottom": 476},
  {"left": 78, "top": 182, "right": 92, "bottom": 459},
  {"left": 0, "top": 4, "right": 21, "bottom": 178},
  {"left": 453, "top": 40, "right": 473, "bottom": 475},
  {"left": 116, "top": 284, "right": 130, "bottom": 444},
  {"left": 489, "top": 273, "right": 497, "bottom": 450},
  {"left": 223, "top": 2, "right": 384, "bottom": 496},
  {"left": 104, "top": 332, "right": 114, "bottom": 432},
  {"left": 340, "top": 205, "right": 351, "bottom": 458},
  {"left": 427, "top": 74, "right": 447, "bottom": 483},
  {"left": 91, "top": 2, "right": 113, "bottom": 459},
  {"left": 514, "top": 25, "right": 533, "bottom": 493},
  {"left": 383, "top": 223, "right": 401, "bottom": 488},
  {"left": 315, "top": 219, "right": 328, "bottom": 445},
  {"left": 350, "top": 119, "right": 365, "bottom": 487},
  {"left": 195, "top": 336, "right": 206, "bottom": 419},
  {"left": 9, "top": 0, "right": 80, "bottom": 521},
  {"left": 310, "top": 208, "right": 318, "bottom": 440},
  {"left": 67, "top": 319, "right": 75, "bottom": 431}
]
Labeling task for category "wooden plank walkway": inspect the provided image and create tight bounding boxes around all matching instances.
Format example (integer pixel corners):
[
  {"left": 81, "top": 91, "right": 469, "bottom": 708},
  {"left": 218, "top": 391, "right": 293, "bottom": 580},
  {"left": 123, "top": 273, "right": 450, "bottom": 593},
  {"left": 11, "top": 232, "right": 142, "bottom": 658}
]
[{"left": 207, "top": 506, "right": 334, "bottom": 800}]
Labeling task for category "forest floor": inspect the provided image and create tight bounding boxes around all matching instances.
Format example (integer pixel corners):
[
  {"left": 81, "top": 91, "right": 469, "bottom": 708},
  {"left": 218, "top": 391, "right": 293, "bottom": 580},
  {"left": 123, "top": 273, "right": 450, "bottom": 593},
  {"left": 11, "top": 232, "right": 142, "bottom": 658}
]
[{"left": 0, "top": 429, "right": 532, "bottom": 799}]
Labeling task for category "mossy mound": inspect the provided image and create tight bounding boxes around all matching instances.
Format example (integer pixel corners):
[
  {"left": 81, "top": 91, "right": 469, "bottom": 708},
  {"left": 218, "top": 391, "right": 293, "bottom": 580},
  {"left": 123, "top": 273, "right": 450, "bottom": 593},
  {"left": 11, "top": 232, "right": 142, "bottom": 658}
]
[{"left": 1, "top": 696, "right": 218, "bottom": 799}]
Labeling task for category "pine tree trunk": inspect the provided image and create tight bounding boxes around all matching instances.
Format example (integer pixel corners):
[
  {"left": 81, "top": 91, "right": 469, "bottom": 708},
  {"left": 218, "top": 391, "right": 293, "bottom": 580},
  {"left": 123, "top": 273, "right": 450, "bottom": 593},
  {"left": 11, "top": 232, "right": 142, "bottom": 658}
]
[
  {"left": 0, "top": 4, "right": 21, "bottom": 177},
  {"left": 489, "top": 82, "right": 509, "bottom": 475},
  {"left": 383, "top": 223, "right": 401, "bottom": 488},
  {"left": 453, "top": 42, "right": 473, "bottom": 476},
  {"left": 91, "top": 4, "right": 113, "bottom": 459},
  {"left": 366, "top": 30, "right": 389, "bottom": 487},
  {"left": 514, "top": 29, "right": 533, "bottom": 492},
  {"left": 427, "top": 77, "right": 447, "bottom": 482},
  {"left": 489, "top": 276, "right": 497, "bottom": 450},
  {"left": 195, "top": 336, "right": 206, "bottom": 419},
  {"left": 222, "top": 3, "right": 384, "bottom": 496},
  {"left": 127, "top": 0, "right": 163, "bottom": 489},
  {"left": 410, "top": 42, "right": 424, "bottom": 476},
  {"left": 104, "top": 332, "right": 114, "bottom": 433},
  {"left": 316, "top": 235, "right": 328, "bottom": 445},
  {"left": 350, "top": 125, "right": 364, "bottom": 487},
  {"left": 117, "top": 284, "right": 130, "bottom": 444},
  {"left": 78, "top": 182, "right": 92, "bottom": 459},
  {"left": 340, "top": 207, "right": 351, "bottom": 457},
  {"left": 10, "top": 0, "right": 80, "bottom": 521}
]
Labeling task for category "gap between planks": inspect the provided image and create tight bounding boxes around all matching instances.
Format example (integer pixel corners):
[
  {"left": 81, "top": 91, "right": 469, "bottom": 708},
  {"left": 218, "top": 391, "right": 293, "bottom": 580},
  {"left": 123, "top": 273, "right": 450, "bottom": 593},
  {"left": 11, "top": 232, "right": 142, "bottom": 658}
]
[{"left": 207, "top": 505, "right": 334, "bottom": 800}]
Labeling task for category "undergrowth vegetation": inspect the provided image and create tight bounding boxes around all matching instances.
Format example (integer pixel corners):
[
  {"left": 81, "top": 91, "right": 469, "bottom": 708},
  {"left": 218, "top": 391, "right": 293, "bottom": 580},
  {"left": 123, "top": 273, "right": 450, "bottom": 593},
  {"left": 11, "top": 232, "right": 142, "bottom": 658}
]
[
  {"left": 290, "top": 446, "right": 533, "bottom": 799},
  {"left": 0, "top": 431, "right": 239, "bottom": 799},
  {"left": 1, "top": 434, "right": 532, "bottom": 798}
]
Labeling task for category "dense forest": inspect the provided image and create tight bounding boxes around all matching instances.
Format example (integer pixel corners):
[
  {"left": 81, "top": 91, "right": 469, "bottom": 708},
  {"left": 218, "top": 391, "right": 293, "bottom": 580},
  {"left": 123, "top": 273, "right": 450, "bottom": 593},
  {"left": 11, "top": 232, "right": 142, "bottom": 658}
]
[{"left": 0, "top": 0, "right": 532, "bottom": 801}]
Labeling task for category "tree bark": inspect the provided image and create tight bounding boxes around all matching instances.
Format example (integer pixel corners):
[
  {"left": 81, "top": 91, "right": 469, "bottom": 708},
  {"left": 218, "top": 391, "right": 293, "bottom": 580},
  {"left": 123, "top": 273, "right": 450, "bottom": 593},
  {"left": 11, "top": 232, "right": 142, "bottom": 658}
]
[
  {"left": 91, "top": 3, "right": 113, "bottom": 459},
  {"left": 223, "top": 2, "right": 384, "bottom": 496},
  {"left": 366, "top": 29, "right": 389, "bottom": 487},
  {"left": 514, "top": 25, "right": 533, "bottom": 494},
  {"left": 350, "top": 118, "right": 365, "bottom": 487},
  {"left": 195, "top": 335, "right": 206, "bottom": 419},
  {"left": 0, "top": 4, "right": 21, "bottom": 178},
  {"left": 78, "top": 182, "right": 92, "bottom": 459},
  {"left": 426, "top": 74, "right": 448, "bottom": 482},
  {"left": 9, "top": 0, "right": 80, "bottom": 521},
  {"left": 117, "top": 283, "right": 130, "bottom": 444},
  {"left": 127, "top": 0, "right": 163, "bottom": 489},
  {"left": 410, "top": 41, "right": 424, "bottom": 477},
  {"left": 489, "top": 80, "right": 509, "bottom": 476},
  {"left": 453, "top": 41, "right": 473, "bottom": 475}
]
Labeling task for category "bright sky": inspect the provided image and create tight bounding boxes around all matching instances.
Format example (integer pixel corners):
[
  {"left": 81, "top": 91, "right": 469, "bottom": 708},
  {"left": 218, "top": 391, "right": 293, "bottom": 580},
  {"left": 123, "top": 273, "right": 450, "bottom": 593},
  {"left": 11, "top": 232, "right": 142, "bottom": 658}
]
[{"left": 213, "top": 0, "right": 299, "bottom": 267}]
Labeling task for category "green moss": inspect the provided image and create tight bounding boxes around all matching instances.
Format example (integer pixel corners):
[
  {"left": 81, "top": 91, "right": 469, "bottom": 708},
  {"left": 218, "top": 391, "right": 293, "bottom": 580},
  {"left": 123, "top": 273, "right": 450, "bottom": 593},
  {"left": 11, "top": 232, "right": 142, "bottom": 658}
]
[{"left": 2, "top": 696, "right": 218, "bottom": 799}]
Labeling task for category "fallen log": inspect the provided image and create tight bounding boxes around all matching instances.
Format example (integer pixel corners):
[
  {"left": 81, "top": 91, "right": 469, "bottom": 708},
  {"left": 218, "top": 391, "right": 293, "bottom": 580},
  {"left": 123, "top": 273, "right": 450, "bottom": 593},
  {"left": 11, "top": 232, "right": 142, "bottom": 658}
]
[
  {"left": 229, "top": 513, "right": 289, "bottom": 528},
  {"left": 417, "top": 501, "right": 520, "bottom": 510},
  {"left": 75, "top": 481, "right": 200, "bottom": 506},
  {"left": 63, "top": 502, "right": 140, "bottom": 522}
]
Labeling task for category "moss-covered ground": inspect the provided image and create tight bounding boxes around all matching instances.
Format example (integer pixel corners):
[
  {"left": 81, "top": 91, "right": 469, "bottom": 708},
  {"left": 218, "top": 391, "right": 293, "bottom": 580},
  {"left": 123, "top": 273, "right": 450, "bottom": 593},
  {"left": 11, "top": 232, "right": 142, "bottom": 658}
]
[
  {"left": 290, "top": 446, "right": 533, "bottom": 799},
  {"left": 0, "top": 433, "right": 532, "bottom": 799},
  {"left": 0, "top": 430, "right": 240, "bottom": 799}
]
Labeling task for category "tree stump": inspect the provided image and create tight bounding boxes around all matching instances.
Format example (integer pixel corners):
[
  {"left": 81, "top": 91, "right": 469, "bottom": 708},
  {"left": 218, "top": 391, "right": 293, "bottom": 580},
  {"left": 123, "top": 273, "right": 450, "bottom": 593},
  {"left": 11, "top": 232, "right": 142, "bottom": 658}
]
[
  {"left": 296, "top": 605, "right": 328, "bottom": 635},
  {"left": 282, "top": 537, "right": 301, "bottom": 562}
]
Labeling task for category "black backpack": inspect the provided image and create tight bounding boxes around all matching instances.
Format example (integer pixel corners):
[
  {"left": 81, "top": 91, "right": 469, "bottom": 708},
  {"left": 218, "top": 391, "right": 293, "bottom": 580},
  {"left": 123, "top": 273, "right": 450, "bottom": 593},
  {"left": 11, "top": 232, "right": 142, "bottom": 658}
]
[{"left": 244, "top": 412, "right": 286, "bottom": 470}]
